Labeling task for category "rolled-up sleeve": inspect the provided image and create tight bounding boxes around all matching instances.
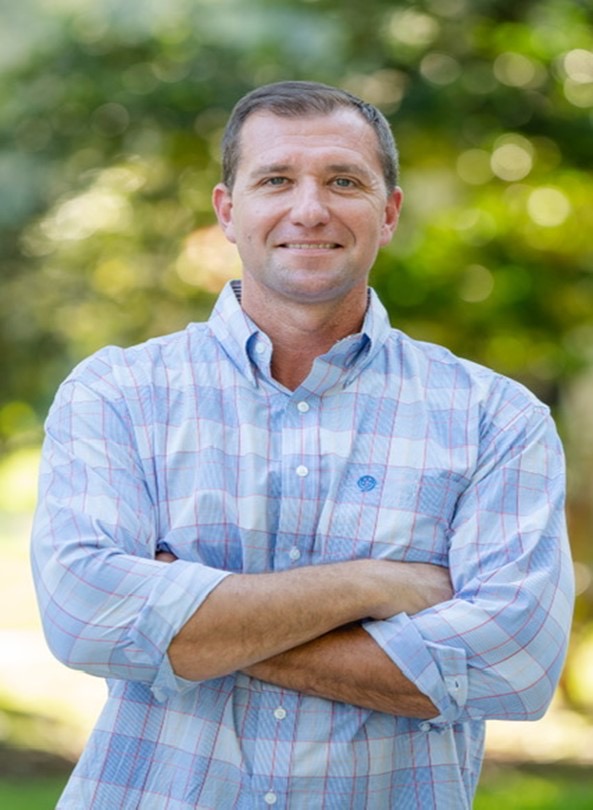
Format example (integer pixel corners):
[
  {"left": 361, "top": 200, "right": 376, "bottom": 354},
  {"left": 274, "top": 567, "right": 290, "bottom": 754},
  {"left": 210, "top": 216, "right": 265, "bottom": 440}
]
[
  {"left": 365, "top": 399, "right": 575, "bottom": 727},
  {"left": 30, "top": 358, "right": 231, "bottom": 701}
]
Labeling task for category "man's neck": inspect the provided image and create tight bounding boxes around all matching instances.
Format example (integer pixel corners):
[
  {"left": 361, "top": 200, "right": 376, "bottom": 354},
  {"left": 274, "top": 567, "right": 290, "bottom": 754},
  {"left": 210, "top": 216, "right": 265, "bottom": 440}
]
[{"left": 241, "top": 287, "right": 368, "bottom": 390}]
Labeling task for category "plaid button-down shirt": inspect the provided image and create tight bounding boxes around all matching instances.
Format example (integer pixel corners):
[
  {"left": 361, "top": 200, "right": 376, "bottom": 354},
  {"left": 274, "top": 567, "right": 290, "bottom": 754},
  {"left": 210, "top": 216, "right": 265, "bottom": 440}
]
[{"left": 31, "top": 281, "right": 574, "bottom": 809}]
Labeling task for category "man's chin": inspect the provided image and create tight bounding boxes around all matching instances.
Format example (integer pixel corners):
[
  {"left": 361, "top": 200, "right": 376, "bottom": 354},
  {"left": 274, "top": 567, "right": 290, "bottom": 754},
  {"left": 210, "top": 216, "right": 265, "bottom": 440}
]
[
  {"left": 274, "top": 280, "right": 357, "bottom": 305},
  {"left": 270, "top": 267, "right": 364, "bottom": 302}
]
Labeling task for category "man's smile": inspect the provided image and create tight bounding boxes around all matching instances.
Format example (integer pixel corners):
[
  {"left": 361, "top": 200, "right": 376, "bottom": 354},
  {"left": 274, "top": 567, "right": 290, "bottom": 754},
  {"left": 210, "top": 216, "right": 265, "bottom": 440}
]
[{"left": 279, "top": 242, "right": 341, "bottom": 249}]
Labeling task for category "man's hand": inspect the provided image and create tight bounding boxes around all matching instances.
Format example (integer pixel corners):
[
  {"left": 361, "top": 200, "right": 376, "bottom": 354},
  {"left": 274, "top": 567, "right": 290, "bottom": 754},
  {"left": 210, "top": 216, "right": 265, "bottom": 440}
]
[{"left": 363, "top": 560, "right": 452, "bottom": 618}]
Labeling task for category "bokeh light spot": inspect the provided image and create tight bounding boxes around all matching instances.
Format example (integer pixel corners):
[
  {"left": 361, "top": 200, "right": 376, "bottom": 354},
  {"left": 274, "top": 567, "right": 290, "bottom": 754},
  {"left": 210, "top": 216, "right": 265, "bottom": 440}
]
[
  {"left": 491, "top": 135, "right": 534, "bottom": 181},
  {"left": 527, "top": 187, "right": 571, "bottom": 227}
]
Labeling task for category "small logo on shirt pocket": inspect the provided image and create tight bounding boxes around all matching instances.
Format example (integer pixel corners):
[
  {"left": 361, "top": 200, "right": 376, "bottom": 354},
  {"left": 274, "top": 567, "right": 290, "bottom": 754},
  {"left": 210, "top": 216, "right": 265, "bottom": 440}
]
[{"left": 357, "top": 475, "right": 377, "bottom": 492}]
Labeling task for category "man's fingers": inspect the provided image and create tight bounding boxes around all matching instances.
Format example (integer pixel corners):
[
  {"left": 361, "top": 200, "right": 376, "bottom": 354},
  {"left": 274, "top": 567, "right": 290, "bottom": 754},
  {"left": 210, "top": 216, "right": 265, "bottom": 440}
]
[{"left": 156, "top": 551, "right": 178, "bottom": 563}]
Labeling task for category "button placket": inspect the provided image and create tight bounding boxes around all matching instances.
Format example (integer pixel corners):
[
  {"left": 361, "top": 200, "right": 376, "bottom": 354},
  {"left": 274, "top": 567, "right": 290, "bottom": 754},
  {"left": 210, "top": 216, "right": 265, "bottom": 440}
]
[{"left": 275, "top": 393, "right": 319, "bottom": 571}]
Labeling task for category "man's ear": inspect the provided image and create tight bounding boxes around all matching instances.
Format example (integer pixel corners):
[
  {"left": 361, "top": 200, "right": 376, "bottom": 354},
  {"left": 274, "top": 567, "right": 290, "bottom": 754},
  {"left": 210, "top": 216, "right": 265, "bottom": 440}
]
[
  {"left": 379, "top": 186, "right": 404, "bottom": 247},
  {"left": 212, "top": 183, "right": 236, "bottom": 244}
]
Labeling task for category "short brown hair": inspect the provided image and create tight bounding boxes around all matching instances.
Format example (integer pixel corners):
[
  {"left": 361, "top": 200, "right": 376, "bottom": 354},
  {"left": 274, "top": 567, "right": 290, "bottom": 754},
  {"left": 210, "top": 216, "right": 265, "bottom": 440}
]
[{"left": 221, "top": 80, "right": 399, "bottom": 193}]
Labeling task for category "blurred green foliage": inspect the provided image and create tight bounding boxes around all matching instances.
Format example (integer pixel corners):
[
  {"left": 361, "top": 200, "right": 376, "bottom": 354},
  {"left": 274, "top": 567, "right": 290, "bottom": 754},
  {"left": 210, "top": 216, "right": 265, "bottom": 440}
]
[
  {"left": 1, "top": 0, "right": 592, "bottom": 709},
  {"left": 1, "top": 0, "right": 592, "bottom": 421}
]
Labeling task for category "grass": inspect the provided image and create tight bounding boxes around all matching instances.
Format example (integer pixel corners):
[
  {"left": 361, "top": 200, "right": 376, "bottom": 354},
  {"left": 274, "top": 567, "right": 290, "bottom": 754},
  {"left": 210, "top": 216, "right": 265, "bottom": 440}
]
[
  {"left": 0, "top": 776, "right": 68, "bottom": 810},
  {"left": 474, "top": 763, "right": 593, "bottom": 809}
]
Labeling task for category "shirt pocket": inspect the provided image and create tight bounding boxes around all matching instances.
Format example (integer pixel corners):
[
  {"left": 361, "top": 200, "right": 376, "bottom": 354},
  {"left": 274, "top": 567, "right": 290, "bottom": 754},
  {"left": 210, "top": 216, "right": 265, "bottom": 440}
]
[{"left": 316, "top": 466, "right": 467, "bottom": 565}]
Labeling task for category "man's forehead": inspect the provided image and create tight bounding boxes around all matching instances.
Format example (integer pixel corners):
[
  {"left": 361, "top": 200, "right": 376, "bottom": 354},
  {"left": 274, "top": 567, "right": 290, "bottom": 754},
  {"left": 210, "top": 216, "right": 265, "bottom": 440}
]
[
  {"left": 240, "top": 107, "right": 372, "bottom": 135},
  {"left": 237, "top": 109, "right": 383, "bottom": 169}
]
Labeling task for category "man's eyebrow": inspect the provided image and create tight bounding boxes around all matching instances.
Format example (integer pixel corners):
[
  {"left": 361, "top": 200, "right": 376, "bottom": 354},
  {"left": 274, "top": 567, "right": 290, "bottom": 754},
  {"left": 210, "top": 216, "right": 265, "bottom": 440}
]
[
  {"left": 249, "top": 162, "right": 375, "bottom": 181},
  {"left": 326, "top": 163, "right": 373, "bottom": 180},
  {"left": 249, "top": 163, "right": 292, "bottom": 178}
]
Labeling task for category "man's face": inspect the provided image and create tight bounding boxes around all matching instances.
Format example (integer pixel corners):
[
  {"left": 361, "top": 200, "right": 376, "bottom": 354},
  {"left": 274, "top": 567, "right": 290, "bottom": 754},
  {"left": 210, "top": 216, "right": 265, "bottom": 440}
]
[{"left": 213, "top": 109, "right": 402, "bottom": 310}]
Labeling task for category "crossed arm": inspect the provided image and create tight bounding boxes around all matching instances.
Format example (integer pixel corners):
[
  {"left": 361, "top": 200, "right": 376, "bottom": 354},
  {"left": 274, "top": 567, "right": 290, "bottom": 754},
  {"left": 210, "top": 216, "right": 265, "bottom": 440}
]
[
  {"left": 162, "top": 553, "right": 452, "bottom": 717},
  {"left": 243, "top": 624, "right": 437, "bottom": 717}
]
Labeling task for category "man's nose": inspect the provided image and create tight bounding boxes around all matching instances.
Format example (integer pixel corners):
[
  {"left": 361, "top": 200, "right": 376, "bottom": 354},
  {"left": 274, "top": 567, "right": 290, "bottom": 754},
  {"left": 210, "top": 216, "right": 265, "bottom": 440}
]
[{"left": 289, "top": 181, "right": 331, "bottom": 227}]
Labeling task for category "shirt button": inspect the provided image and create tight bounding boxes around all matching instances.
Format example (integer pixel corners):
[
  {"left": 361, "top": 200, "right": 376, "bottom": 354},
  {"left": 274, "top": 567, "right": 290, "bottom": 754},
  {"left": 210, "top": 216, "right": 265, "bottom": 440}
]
[
  {"left": 296, "top": 465, "right": 309, "bottom": 477},
  {"left": 274, "top": 707, "right": 287, "bottom": 720},
  {"left": 296, "top": 400, "right": 310, "bottom": 413},
  {"left": 289, "top": 547, "right": 301, "bottom": 562},
  {"left": 264, "top": 792, "right": 277, "bottom": 805},
  {"left": 255, "top": 343, "right": 266, "bottom": 355},
  {"left": 419, "top": 721, "right": 431, "bottom": 732}
]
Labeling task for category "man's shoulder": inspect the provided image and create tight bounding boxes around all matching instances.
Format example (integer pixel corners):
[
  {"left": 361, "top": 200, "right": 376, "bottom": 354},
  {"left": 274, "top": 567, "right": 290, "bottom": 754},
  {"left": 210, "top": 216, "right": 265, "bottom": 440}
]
[
  {"left": 59, "top": 322, "right": 214, "bottom": 397},
  {"left": 385, "top": 327, "right": 548, "bottom": 414},
  {"left": 386, "top": 326, "right": 490, "bottom": 378}
]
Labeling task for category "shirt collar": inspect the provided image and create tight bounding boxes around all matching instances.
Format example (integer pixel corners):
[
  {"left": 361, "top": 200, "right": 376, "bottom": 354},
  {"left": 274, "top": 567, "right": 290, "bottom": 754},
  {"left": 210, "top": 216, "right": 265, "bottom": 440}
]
[{"left": 207, "top": 280, "right": 392, "bottom": 390}]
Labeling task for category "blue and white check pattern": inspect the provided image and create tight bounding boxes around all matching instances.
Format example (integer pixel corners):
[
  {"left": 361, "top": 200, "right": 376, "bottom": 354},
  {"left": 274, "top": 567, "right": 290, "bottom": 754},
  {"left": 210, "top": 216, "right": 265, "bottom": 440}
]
[{"left": 31, "top": 281, "right": 574, "bottom": 809}]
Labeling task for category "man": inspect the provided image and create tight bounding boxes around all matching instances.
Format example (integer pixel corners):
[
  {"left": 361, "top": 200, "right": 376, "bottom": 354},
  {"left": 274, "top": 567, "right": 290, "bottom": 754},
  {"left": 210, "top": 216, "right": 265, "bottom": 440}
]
[{"left": 31, "top": 81, "right": 574, "bottom": 809}]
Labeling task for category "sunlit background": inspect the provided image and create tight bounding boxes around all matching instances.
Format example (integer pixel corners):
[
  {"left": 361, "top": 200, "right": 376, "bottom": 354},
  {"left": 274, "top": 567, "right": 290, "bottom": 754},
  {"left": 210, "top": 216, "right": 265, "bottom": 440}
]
[{"left": 1, "top": 0, "right": 592, "bottom": 806}]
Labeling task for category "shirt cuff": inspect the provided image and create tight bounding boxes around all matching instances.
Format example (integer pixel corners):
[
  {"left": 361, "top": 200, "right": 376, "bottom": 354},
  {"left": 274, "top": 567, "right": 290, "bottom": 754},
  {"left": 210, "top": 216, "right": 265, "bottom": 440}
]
[
  {"left": 126, "top": 560, "right": 232, "bottom": 701},
  {"left": 151, "top": 655, "right": 206, "bottom": 703},
  {"left": 364, "top": 612, "right": 468, "bottom": 727}
]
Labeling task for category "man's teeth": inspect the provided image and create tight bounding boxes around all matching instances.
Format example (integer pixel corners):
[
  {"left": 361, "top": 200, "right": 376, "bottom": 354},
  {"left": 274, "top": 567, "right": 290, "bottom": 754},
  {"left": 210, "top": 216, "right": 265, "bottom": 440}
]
[{"left": 283, "top": 243, "right": 338, "bottom": 249}]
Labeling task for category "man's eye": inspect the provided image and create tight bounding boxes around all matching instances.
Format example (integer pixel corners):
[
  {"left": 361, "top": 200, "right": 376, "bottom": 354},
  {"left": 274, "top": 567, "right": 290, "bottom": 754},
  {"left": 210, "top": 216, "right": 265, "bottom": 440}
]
[
  {"left": 265, "top": 177, "right": 288, "bottom": 186},
  {"left": 333, "top": 177, "right": 356, "bottom": 188}
]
